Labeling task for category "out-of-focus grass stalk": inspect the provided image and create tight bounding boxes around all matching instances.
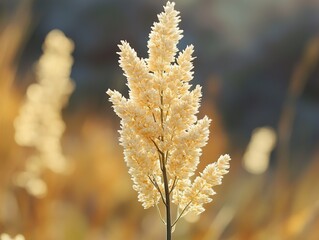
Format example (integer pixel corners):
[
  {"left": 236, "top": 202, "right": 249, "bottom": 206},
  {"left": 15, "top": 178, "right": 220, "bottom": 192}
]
[
  {"left": 274, "top": 36, "right": 319, "bottom": 232},
  {"left": 284, "top": 200, "right": 319, "bottom": 239},
  {"left": 0, "top": 1, "right": 31, "bottom": 151},
  {"left": 0, "top": 1, "right": 32, "bottom": 90},
  {"left": 0, "top": 2, "right": 31, "bottom": 235},
  {"left": 201, "top": 205, "right": 235, "bottom": 240},
  {"left": 277, "top": 35, "right": 319, "bottom": 175}
]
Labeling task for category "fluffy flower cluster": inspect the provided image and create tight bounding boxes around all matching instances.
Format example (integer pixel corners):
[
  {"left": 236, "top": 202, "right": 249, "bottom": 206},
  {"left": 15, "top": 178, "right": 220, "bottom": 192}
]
[
  {"left": 107, "top": 2, "right": 230, "bottom": 217},
  {"left": 14, "top": 30, "right": 74, "bottom": 196}
]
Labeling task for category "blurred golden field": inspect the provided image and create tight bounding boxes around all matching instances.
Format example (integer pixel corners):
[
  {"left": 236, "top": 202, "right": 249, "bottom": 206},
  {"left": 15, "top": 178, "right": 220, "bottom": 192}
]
[{"left": 1, "top": 1, "right": 319, "bottom": 240}]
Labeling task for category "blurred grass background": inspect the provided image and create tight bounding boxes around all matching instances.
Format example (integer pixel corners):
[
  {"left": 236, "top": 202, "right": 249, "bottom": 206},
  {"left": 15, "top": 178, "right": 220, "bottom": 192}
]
[{"left": 1, "top": 0, "right": 319, "bottom": 239}]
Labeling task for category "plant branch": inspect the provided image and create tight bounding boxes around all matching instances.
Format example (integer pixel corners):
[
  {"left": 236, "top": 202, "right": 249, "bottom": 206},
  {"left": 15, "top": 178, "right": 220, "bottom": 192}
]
[
  {"left": 148, "top": 175, "right": 166, "bottom": 206},
  {"left": 172, "top": 183, "right": 207, "bottom": 228},
  {"left": 171, "top": 201, "right": 192, "bottom": 228},
  {"left": 169, "top": 176, "right": 177, "bottom": 194},
  {"left": 156, "top": 204, "right": 166, "bottom": 225}
]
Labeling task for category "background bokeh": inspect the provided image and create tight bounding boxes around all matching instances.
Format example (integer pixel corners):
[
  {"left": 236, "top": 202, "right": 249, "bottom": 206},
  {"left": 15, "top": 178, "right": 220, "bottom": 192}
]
[{"left": 1, "top": 0, "right": 319, "bottom": 239}]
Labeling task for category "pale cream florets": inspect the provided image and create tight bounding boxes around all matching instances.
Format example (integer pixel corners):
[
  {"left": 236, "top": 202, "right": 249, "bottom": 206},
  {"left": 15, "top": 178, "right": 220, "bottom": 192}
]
[
  {"left": 107, "top": 1, "right": 230, "bottom": 221},
  {"left": 179, "top": 154, "right": 231, "bottom": 215}
]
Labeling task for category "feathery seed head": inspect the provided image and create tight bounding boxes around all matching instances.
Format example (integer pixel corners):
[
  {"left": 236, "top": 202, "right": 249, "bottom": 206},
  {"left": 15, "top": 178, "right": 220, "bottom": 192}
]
[{"left": 107, "top": 1, "right": 230, "bottom": 222}]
